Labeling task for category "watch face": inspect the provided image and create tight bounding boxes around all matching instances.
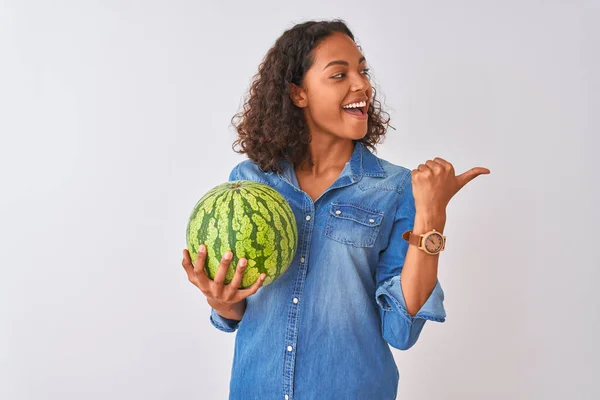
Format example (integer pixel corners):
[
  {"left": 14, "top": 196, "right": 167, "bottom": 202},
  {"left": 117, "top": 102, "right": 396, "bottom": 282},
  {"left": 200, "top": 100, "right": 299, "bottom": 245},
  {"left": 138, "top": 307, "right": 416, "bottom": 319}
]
[{"left": 424, "top": 232, "right": 444, "bottom": 253}]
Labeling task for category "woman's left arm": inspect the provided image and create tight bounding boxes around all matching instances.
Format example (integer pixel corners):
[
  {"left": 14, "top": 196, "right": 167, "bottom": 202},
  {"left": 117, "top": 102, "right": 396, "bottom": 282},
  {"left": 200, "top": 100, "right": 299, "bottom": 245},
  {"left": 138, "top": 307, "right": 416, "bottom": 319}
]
[
  {"left": 400, "top": 210, "right": 447, "bottom": 316},
  {"left": 402, "top": 157, "right": 490, "bottom": 316}
]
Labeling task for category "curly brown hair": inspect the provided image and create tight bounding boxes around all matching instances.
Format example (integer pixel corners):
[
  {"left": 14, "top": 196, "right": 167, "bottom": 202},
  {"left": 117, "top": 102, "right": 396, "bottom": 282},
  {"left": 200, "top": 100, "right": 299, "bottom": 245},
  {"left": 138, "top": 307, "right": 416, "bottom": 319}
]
[{"left": 230, "top": 19, "right": 393, "bottom": 174}]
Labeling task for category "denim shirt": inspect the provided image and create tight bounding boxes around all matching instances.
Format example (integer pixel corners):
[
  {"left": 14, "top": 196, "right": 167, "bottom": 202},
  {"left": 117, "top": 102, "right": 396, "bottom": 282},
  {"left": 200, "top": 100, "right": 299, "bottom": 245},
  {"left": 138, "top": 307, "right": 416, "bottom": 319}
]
[{"left": 209, "top": 141, "right": 446, "bottom": 400}]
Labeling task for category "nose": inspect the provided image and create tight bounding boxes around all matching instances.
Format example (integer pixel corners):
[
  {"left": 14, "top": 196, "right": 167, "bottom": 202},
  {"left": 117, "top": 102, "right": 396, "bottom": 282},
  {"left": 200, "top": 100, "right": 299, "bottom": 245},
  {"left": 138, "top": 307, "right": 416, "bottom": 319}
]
[{"left": 350, "top": 71, "right": 370, "bottom": 93}]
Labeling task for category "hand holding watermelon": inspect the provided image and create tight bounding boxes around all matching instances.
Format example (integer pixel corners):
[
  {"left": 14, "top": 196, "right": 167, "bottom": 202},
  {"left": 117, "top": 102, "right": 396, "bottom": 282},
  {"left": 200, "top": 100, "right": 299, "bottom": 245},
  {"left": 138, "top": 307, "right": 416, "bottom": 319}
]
[
  {"left": 184, "top": 180, "right": 299, "bottom": 289},
  {"left": 181, "top": 245, "right": 266, "bottom": 308}
]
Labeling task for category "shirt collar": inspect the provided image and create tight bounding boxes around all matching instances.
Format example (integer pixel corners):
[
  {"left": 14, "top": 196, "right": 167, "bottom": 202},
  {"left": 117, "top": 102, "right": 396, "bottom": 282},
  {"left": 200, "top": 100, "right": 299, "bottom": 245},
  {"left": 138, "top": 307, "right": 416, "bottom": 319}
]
[{"left": 273, "top": 141, "right": 387, "bottom": 181}]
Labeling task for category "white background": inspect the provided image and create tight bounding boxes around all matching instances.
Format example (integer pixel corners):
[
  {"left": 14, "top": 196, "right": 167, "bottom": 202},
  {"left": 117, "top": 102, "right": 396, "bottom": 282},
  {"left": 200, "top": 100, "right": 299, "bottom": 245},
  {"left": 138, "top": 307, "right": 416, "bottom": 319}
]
[{"left": 1, "top": 1, "right": 598, "bottom": 399}]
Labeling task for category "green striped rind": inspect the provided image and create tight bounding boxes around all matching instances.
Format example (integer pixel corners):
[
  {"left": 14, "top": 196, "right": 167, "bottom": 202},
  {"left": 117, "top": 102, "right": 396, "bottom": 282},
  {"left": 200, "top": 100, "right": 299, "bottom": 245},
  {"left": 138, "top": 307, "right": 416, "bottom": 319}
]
[{"left": 186, "top": 180, "right": 298, "bottom": 289}]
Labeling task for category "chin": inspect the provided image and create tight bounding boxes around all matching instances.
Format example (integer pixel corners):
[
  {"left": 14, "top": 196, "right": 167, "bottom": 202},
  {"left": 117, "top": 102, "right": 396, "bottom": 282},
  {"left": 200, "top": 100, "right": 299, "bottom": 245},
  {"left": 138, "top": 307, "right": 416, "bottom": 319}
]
[{"left": 353, "top": 128, "right": 369, "bottom": 140}]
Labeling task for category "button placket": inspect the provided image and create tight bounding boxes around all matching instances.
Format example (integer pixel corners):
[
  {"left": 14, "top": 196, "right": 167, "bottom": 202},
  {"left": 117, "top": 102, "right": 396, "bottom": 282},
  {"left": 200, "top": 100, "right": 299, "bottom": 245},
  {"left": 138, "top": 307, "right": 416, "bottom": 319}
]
[{"left": 282, "top": 204, "right": 314, "bottom": 399}]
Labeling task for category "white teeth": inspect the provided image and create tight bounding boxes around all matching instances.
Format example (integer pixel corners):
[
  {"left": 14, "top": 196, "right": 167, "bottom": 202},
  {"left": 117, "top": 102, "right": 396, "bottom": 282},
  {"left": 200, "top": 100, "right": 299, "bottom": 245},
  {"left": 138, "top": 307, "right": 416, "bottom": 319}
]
[{"left": 342, "top": 101, "right": 366, "bottom": 109}]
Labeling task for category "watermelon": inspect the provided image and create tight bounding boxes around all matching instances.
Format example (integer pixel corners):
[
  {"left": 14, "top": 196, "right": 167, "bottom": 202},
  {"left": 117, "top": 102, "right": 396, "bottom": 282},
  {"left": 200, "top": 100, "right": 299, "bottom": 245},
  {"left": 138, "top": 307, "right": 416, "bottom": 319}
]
[{"left": 186, "top": 180, "right": 298, "bottom": 289}]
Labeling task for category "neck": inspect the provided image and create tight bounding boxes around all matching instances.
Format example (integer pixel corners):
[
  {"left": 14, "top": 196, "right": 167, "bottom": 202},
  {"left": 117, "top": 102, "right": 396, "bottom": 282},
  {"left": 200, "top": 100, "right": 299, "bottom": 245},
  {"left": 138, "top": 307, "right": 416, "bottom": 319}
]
[{"left": 296, "top": 138, "right": 355, "bottom": 177}]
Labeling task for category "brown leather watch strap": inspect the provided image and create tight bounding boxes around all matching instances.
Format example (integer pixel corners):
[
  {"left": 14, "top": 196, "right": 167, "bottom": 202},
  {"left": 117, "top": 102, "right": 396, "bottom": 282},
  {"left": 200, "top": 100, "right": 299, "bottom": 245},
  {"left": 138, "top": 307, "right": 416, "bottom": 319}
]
[{"left": 402, "top": 230, "right": 421, "bottom": 247}]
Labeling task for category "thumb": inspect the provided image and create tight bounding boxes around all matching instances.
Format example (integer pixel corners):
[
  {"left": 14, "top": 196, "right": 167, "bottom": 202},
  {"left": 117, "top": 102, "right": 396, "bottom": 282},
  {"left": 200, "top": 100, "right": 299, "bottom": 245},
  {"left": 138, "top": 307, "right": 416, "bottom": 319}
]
[{"left": 456, "top": 167, "right": 490, "bottom": 190}]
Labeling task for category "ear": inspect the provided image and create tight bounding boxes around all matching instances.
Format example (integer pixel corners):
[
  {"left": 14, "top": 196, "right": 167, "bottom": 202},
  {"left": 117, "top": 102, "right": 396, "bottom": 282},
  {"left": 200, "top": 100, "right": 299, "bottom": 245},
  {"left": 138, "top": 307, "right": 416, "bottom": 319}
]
[{"left": 289, "top": 83, "right": 308, "bottom": 108}]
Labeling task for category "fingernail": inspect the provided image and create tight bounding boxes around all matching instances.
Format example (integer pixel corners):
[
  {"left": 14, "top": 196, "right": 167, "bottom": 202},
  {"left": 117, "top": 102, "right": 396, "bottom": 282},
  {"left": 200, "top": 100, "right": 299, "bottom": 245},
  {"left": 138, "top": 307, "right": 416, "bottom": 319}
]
[
  {"left": 199, "top": 244, "right": 205, "bottom": 253},
  {"left": 224, "top": 251, "right": 232, "bottom": 260},
  {"left": 260, "top": 274, "right": 266, "bottom": 280},
  {"left": 239, "top": 259, "right": 247, "bottom": 267}
]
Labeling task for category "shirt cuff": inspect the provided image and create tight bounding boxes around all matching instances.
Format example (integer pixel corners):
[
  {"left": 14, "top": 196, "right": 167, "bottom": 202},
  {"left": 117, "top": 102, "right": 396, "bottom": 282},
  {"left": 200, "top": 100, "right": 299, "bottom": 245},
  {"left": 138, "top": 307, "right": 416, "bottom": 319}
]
[
  {"left": 375, "top": 275, "right": 446, "bottom": 323},
  {"left": 209, "top": 307, "right": 241, "bottom": 332}
]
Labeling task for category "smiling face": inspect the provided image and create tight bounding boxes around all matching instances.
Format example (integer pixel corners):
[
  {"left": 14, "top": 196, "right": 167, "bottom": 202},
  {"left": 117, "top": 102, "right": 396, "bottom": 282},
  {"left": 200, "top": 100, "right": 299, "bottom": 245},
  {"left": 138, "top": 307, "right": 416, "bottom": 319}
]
[{"left": 290, "top": 32, "right": 373, "bottom": 141}]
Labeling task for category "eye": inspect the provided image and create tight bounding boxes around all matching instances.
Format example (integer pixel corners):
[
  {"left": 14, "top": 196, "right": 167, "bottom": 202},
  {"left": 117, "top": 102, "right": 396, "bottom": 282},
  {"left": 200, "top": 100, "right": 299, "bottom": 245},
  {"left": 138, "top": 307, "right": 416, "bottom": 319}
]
[{"left": 332, "top": 68, "right": 371, "bottom": 79}]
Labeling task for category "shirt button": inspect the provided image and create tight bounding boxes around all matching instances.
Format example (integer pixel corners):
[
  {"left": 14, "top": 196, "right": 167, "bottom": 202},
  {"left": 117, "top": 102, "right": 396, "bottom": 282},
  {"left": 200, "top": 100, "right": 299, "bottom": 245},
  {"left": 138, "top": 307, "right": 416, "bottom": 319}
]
[
  {"left": 285, "top": 396, "right": 289, "bottom": 400},
  {"left": 300, "top": 257, "right": 305, "bottom": 263},
  {"left": 293, "top": 298, "right": 299, "bottom": 304},
  {"left": 369, "top": 218, "right": 375, "bottom": 223},
  {"left": 305, "top": 215, "right": 311, "bottom": 221},
  {"left": 287, "top": 345, "right": 293, "bottom": 352},
  {"left": 335, "top": 210, "right": 341, "bottom": 215}
]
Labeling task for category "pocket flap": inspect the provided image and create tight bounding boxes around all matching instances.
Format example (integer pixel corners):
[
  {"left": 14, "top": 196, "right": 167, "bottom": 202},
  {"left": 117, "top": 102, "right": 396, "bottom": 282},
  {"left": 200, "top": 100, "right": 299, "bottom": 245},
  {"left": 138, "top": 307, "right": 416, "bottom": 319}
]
[{"left": 329, "top": 203, "right": 383, "bottom": 227}]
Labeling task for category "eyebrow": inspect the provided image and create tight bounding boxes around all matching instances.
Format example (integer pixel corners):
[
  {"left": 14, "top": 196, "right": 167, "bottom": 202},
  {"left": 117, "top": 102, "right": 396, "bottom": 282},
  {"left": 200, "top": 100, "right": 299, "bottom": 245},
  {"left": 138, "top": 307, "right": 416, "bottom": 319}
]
[{"left": 322, "top": 56, "right": 366, "bottom": 70}]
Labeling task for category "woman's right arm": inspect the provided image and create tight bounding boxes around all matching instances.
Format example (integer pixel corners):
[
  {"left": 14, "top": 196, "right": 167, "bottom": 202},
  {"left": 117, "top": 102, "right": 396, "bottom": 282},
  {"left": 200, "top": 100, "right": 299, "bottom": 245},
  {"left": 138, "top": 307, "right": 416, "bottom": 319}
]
[
  {"left": 182, "top": 245, "right": 266, "bottom": 325},
  {"left": 208, "top": 298, "right": 247, "bottom": 321}
]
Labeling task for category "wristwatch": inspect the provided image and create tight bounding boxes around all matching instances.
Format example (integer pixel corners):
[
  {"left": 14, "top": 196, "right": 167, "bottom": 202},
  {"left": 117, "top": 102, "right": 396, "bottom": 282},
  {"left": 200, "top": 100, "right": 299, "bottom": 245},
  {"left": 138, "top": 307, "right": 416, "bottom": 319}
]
[{"left": 402, "top": 229, "right": 446, "bottom": 255}]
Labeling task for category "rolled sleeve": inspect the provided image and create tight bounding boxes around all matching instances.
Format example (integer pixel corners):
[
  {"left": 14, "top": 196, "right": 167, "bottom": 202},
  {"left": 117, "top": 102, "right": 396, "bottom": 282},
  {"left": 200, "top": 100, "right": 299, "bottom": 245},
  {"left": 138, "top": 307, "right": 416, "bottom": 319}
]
[
  {"left": 210, "top": 308, "right": 241, "bottom": 333},
  {"left": 375, "top": 174, "right": 446, "bottom": 350},
  {"left": 376, "top": 275, "right": 445, "bottom": 323}
]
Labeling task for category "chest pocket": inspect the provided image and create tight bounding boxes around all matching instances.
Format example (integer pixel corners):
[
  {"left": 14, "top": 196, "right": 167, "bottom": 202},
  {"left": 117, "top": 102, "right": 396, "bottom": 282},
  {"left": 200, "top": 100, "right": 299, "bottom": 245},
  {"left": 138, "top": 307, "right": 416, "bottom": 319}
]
[{"left": 325, "top": 202, "right": 384, "bottom": 247}]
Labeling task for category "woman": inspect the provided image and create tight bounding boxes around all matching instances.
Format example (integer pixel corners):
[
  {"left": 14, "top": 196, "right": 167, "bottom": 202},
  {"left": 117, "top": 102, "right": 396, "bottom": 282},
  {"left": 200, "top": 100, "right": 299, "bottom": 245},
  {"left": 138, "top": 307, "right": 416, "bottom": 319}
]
[{"left": 182, "top": 19, "right": 489, "bottom": 400}]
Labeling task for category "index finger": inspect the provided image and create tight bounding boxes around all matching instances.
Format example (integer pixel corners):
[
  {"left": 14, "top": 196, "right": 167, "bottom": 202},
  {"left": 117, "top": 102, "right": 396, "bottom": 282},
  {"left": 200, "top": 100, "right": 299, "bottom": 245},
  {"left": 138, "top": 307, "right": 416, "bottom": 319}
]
[
  {"left": 192, "top": 246, "right": 212, "bottom": 290},
  {"left": 182, "top": 249, "right": 194, "bottom": 277}
]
